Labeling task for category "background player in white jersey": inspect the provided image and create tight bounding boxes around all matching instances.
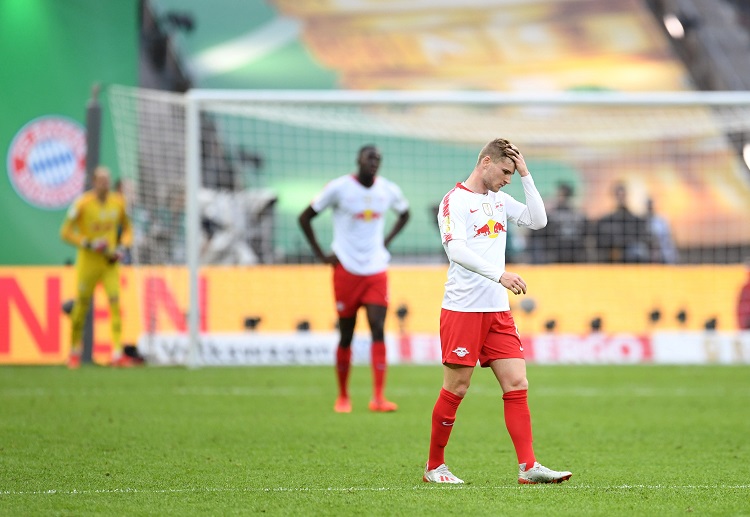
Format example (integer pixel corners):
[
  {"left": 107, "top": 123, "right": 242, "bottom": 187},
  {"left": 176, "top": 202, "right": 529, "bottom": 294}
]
[
  {"left": 423, "top": 138, "right": 572, "bottom": 485},
  {"left": 299, "top": 145, "right": 410, "bottom": 413}
]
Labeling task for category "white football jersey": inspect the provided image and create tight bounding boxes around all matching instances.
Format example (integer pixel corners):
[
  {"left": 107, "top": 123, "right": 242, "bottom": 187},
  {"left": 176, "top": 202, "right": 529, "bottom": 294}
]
[
  {"left": 312, "top": 175, "right": 409, "bottom": 275},
  {"left": 438, "top": 175, "right": 545, "bottom": 311}
]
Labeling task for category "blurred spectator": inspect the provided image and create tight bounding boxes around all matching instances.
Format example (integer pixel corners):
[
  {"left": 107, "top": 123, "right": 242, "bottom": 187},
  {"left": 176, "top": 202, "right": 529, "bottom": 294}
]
[
  {"left": 540, "top": 182, "right": 588, "bottom": 263},
  {"left": 142, "top": 189, "right": 185, "bottom": 264},
  {"left": 595, "top": 182, "right": 651, "bottom": 263},
  {"left": 199, "top": 189, "right": 256, "bottom": 265},
  {"left": 645, "top": 197, "right": 678, "bottom": 264},
  {"left": 738, "top": 260, "right": 750, "bottom": 330}
]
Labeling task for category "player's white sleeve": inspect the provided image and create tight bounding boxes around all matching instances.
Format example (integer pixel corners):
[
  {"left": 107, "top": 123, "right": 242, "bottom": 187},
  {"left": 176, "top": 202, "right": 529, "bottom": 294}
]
[
  {"left": 446, "top": 239, "right": 503, "bottom": 283},
  {"left": 386, "top": 179, "right": 409, "bottom": 214},
  {"left": 507, "top": 174, "right": 547, "bottom": 229},
  {"left": 310, "top": 177, "right": 341, "bottom": 213}
]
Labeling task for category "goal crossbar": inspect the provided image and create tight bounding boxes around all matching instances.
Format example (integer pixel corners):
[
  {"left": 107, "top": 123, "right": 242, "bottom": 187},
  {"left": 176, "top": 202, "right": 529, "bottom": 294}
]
[{"left": 186, "top": 89, "right": 750, "bottom": 106}]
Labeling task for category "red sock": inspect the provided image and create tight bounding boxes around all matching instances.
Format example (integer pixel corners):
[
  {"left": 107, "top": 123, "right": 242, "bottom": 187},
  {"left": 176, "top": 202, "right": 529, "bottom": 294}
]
[
  {"left": 371, "top": 341, "right": 387, "bottom": 400},
  {"left": 503, "top": 389, "right": 536, "bottom": 469},
  {"left": 335, "top": 346, "right": 352, "bottom": 398},
  {"left": 427, "top": 388, "right": 463, "bottom": 471}
]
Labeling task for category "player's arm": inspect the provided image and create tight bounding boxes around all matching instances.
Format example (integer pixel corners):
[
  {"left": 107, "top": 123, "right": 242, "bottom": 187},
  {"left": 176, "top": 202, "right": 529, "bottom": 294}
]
[
  {"left": 384, "top": 209, "right": 410, "bottom": 248},
  {"left": 60, "top": 215, "right": 85, "bottom": 248},
  {"left": 298, "top": 205, "right": 337, "bottom": 265},
  {"left": 504, "top": 144, "right": 547, "bottom": 230},
  {"left": 108, "top": 200, "right": 133, "bottom": 263},
  {"left": 60, "top": 200, "right": 96, "bottom": 250},
  {"left": 446, "top": 239, "right": 502, "bottom": 281},
  {"left": 118, "top": 204, "right": 133, "bottom": 248},
  {"left": 506, "top": 175, "right": 547, "bottom": 230},
  {"left": 384, "top": 182, "right": 410, "bottom": 248},
  {"left": 447, "top": 240, "right": 527, "bottom": 295}
]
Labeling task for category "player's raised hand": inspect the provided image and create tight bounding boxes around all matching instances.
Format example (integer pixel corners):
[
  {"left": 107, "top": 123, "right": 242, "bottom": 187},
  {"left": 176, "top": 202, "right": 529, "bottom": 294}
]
[
  {"left": 500, "top": 271, "right": 527, "bottom": 295},
  {"left": 506, "top": 144, "right": 529, "bottom": 176}
]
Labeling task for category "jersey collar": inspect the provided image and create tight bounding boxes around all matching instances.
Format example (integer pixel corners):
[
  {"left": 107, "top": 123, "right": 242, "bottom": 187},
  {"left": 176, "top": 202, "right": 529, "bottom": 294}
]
[{"left": 457, "top": 182, "right": 485, "bottom": 194}]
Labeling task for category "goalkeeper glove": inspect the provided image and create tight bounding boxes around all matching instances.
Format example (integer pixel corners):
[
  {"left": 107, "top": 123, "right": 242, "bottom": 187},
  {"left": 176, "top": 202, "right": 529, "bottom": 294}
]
[
  {"left": 107, "top": 246, "right": 128, "bottom": 264},
  {"left": 86, "top": 238, "right": 109, "bottom": 253}
]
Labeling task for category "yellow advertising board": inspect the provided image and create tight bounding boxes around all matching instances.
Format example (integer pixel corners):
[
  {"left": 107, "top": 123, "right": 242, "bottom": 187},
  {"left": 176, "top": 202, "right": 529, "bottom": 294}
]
[{"left": 1, "top": 264, "right": 746, "bottom": 364}]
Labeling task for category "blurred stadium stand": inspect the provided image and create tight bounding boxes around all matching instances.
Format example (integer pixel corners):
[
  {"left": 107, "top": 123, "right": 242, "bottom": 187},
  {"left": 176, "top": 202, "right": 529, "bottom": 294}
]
[
  {"left": 139, "top": 0, "right": 193, "bottom": 91},
  {"left": 647, "top": 0, "right": 750, "bottom": 91},
  {"left": 142, "top": 0, "right": 750, "bottom": 93}
]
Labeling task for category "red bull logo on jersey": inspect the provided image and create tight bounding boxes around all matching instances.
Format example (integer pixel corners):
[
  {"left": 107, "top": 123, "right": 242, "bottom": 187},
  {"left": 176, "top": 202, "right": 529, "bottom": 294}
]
[
  {"left": 6, "top": 116, "right": 86, "bottom": 210},
  {"left": 354, "top": 209, "right": 381, "bottom": 221},
  {"left": 473, "top": 219, "right": 506, "bottom": 239}
]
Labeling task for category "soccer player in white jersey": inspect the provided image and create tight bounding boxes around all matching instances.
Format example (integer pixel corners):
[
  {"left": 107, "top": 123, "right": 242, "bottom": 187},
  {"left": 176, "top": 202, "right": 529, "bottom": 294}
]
[
  {"left": 423, "top": 138, "right": 572, "bottom": 485},
  {"left": 299, "top": 145, "right": 410, "bottom": 413}
]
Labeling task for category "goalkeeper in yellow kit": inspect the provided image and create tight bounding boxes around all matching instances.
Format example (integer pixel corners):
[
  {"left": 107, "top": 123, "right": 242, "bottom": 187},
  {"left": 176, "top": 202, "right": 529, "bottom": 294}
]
[{"left": 60, "top": 166, "right": 133, "bottom": 368}]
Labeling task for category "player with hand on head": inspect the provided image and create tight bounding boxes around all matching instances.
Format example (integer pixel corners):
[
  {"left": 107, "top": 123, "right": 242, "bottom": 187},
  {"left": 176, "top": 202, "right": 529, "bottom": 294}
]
[
  {"left": 299, "top": 144, "right": 410, "bottom": 413},
  {"left": 424, "top": 138, "right": 572, "bottom": 485},
  {"left": 60, "top": 165, "right": 134, "bottom": 369}
]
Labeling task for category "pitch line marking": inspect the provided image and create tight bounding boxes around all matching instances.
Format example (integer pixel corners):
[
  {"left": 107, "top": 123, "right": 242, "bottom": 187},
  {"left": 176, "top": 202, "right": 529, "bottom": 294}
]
[{"left": 2, "top": 485, "right": 749, "bottom": 496}]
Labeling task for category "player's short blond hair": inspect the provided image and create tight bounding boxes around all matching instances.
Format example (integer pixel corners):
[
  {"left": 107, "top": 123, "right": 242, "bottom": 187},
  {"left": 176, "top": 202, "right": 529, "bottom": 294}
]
[
  {"left": 93, "top": 165, "right": 111, "bottom": 180},
  {"left": 476, "top": 138, "right": 513, "bottom": 166}
]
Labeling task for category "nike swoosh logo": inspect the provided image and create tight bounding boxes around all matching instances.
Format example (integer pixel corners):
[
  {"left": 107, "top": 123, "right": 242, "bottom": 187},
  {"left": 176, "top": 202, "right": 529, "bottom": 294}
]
[
  {"left": 469, "top": 208, "right": 478, "bottom": 213},
  {"left": 442, "top": 421, "right": 454, "bottom": 426}
]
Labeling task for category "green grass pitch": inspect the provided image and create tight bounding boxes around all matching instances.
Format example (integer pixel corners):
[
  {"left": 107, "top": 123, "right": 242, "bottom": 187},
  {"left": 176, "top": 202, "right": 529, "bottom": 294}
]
[{"left": 1, "top": 364, "right": 749, "bottom": 516}]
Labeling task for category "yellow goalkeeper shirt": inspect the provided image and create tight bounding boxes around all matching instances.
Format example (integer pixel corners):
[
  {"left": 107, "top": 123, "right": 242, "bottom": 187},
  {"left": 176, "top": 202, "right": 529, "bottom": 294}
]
[{"left": 60, "top": 191, "right": 132, "bottom": 255}]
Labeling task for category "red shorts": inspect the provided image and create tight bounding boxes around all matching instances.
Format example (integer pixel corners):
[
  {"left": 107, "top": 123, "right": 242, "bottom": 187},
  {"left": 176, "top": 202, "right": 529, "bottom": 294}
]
[
  {"left": 440, "top": 309, "right": 525, "bottom": 367},
  {"left": 333, "top": 264, "right": 388, "bottom": 318}
]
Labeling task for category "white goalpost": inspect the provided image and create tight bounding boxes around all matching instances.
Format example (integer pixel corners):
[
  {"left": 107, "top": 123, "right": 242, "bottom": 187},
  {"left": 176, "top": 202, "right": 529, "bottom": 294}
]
[{"left": 108, "top": 87, "right": 750, "bottom": 366}]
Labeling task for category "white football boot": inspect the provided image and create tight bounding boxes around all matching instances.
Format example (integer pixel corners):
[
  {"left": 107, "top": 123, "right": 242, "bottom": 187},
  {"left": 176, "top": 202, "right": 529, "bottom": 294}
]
[
  {"left": 518, "top": 462, "right": 572, "bottom": 484},
  {"left": 423, "top": 463, "right": 464, "bottom": 484}
]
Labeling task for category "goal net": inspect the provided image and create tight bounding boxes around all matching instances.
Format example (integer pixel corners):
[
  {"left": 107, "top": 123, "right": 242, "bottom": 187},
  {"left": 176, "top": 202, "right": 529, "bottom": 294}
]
[{"left": 108, "top": 86, "right": 750, "bottom": 365}]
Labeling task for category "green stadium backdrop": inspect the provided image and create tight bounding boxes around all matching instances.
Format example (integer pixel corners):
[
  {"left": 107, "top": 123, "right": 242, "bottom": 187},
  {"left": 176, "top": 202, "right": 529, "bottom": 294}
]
[{"left": 0, "top": 0, "right": 138, "bottom": 265}]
